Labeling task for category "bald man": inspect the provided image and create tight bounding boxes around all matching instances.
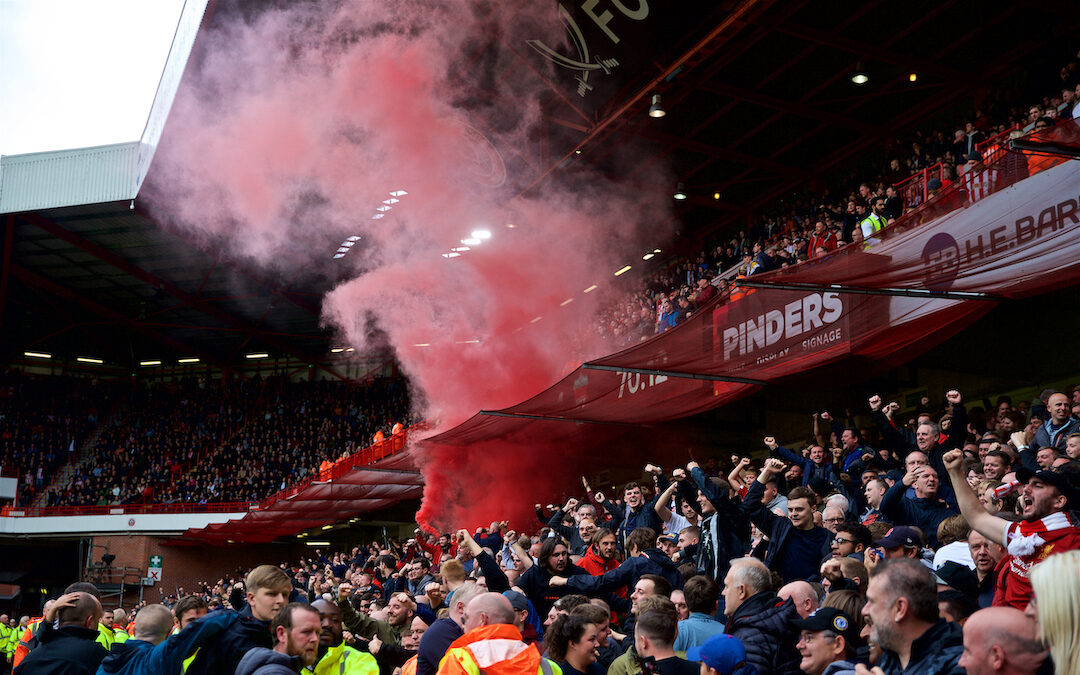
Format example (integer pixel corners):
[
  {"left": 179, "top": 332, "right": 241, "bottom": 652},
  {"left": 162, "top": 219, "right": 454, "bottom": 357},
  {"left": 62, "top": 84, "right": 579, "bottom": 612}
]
[
  {"left": 778, "top": 581, "right": 819, "bottom": 619},
  {"left": 957, "top": 607, "right": 1048, "bottom": 675},
  {"left": 438, "top": 593, "right": 550, "bottom": 675},
  {"left": 95, "top": 603, "right": 234, "bottom": 675},
  {"left": 15, "top": 592, "right": 107, "bottom": 675}
]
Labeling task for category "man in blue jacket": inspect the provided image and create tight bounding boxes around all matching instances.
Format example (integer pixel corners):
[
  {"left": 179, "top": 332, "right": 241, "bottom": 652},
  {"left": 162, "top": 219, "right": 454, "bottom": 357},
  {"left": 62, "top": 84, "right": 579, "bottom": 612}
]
[
  {"left": 878, "top": 464, "right": 958, "bottom": 548},
  {"left": 765, "top": 437, "right": 839, "bottom": 487},
  {"left": 95, "top": 605, "right": 233, "bottom": 675}
]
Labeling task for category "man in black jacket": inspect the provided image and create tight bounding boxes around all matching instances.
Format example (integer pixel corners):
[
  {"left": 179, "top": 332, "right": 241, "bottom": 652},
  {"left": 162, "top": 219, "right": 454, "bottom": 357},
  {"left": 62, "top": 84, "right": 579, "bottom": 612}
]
[
  {"left": 721, "top": 558, "right": 801, "bottom": 675},
  {"left": 552, "top": 527, "right": 683, "bottom": 602},
  {"left": 15, "top": 592, "right": 108, "bottom": 675},
  {"left": 863, "top": 559, "right": 964, "bottom": 675}
]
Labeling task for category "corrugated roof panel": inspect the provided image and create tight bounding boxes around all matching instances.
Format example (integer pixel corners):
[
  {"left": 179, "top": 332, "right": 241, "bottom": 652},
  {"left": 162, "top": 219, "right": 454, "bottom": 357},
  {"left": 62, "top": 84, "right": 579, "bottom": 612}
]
[{"left": 0, "top": 142, "right": 139, "bottom": 214}]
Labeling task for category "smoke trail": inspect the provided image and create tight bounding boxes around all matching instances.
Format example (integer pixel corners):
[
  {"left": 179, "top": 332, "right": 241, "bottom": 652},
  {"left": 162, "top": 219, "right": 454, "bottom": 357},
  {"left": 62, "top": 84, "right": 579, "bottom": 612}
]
[{"left": 146, "top": 0, "right": 674, "bottom": 530}]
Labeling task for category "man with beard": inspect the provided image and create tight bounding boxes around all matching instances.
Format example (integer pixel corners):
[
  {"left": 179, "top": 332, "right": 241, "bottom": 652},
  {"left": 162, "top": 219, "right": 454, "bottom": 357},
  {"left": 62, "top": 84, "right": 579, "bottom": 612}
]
[
  {"left": 336, "top": 585, "right": 415, "bottom": 645},
  {"left": 517, "top": 539, "right": 590, "bottom": 620},
  {"left": 577, "top": 530, "right": 619, "bottom": 578},
  {"left": 861, "top": 560, "right": 964, "bottom": 675},
  {"left": 942, "top": 448, "right": 1080, "bottom": 609},
  {"left": 235, "top": 603, "right": 321, "bottom": 675},
  {"left": 310, "top": 599, "right": 377, "bottom": 675}
]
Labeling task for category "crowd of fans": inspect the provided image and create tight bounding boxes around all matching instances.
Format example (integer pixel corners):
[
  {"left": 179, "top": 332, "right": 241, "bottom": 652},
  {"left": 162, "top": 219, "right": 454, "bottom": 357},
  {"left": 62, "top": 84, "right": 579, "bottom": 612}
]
[
  {"left": 0, "top": 370, "right": 123, "bottom": 507},
  {"left": 16, "top": 375, "right": 412, "bottom": 509},
  {"left": 597, "top": 53, "right": 1080, "bottom": 348},
  {"left": 9, "top": 384, "right": 1080, "bottom": 675}
]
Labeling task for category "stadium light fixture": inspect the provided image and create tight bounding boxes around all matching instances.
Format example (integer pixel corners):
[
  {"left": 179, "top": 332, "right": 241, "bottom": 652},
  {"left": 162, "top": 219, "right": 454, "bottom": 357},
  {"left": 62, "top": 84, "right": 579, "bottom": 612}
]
[
  {"left": 643, "top": 253, "right": 655, "bottom": 260},
  {"left": 178, "top": 357, "right": 200, "bottom": 364},
  {"left": 321, "top": 524, "right": 334, "bottom": 530},
  {"left": 673, "top": 183, "right": 687, "bottom": 200},
  {"left": 530, "top": 316, "right": 543, "bottom": 323},
  {"left": 654, "top": 248, "right": 661, "bottom": 253},
  {"left": 389, "top": 190, "right": 408, "bottom": 197},
  {"left": 713, "top": 192, "right": 721, "bottom": 200},
  {"left": 908, "top": 72, "right": 918, "bottom": 82},
  {"left": 412, "top": 343, "right": 431, "bottom": 347},
  {"left": 23, "top": 351, "right": 51, "bottom": 359},
  {"left": 139, "top": 360, "right": 162, "bottom": 367},
  {"left": 648, "top": 94, "right": 666, "bottom": 118},
  {"left": 583, "top": 284, "right": 598, "bottom": 293},
  {"left": 76, "top": 357, "right": 104, "bottom": 364},
  {"left": 506, "top": 223, "right": 516, "bottom": 229},
  {"left": 560, "top": 298, "right": 574, "bottom": 306},
  {"left": 454, "top": 339, "right": 481, "bottom": 344},
  {"left": 305, "top": 541, "right": 331, "bottom": 547},
  {"left": 614, "top": 265, "right": 632, "bottom": 276},
  {"left": 330, "top": 347, "right": 346, "bottom": 353},
  {"left": 442, "top": 252, "right": 460, "bottom": 258},
  {"left": 245, "top": 352, "right": 269, "bottom": 359},
  {"left": 471, "top": 229, "right": 492, "bottom": 240},
  {"left": 461, "top": 238, "right": 481, "bottom": 246},
  {"left": 851, "top": 63, "right": 869, "bottom": 85}
]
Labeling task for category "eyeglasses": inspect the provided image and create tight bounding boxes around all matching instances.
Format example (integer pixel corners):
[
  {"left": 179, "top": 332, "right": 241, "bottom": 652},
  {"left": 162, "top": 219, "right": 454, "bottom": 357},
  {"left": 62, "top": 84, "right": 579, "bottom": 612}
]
[
  {"left": 824, "top": 517, "right": 846, "bottom": 524},
  {"left": 832, "top": 537, "right": 856, "bottom": 545}
]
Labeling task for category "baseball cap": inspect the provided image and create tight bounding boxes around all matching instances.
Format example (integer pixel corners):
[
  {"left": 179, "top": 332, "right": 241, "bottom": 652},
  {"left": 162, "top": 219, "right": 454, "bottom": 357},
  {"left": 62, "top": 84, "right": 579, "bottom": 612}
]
[
  {"left": 657, "top": 533, "right": 677, "bottom": 544},
  {"left": 874, "top": 526, "right": 922, "bottom": 549},
  {"left": 686, "top": 634, "right": 749, "bottom": 674},
  {"left": 791, "top": 608, "right": 859, "bottom": 645},
  {"left": 933, "top": 561, "right": 979, "bottom": 598},
  {"left": 502, "top": 590, "right": 529, "bottom": 612},
  {"left": 1015, "top": 466, "right": 1078, "bottom": 506}
]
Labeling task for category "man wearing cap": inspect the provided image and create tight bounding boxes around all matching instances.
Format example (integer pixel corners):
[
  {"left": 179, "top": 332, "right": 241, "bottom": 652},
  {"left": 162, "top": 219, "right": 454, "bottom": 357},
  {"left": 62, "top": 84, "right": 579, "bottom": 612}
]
[
  {"left": 942, "top": 448, "right": 1080, "bottom": 609},
  {"left": 793, "top": 608, "right": 860, "bottom": 675},
  {"left": 502, "top": 592, "right": 539, "bottom": 645},
  {"left": 685, "top": 634, "right": 755, "bottom": 675},
  {"left": 865, "top": 526, "right": 925, "bottom": 573}
]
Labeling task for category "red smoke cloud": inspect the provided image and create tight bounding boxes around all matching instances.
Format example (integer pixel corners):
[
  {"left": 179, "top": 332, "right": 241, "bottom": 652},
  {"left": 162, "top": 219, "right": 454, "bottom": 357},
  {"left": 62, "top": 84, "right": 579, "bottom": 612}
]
[{"left": 147, "top": 1, "right": 673, "bottom": 531}]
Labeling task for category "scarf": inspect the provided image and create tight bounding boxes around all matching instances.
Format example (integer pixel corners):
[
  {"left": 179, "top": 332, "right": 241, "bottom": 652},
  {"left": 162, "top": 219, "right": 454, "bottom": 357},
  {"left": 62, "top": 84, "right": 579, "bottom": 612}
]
[{"left": 1006, "top": 511, "right": 1072, "bottom": 557}]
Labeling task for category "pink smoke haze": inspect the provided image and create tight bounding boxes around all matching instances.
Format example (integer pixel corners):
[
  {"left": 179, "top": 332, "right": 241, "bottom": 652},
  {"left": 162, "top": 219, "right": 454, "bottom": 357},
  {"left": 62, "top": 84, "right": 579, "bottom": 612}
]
[{"left": 147, "top": 1, "right": 673, "bottom": 530}]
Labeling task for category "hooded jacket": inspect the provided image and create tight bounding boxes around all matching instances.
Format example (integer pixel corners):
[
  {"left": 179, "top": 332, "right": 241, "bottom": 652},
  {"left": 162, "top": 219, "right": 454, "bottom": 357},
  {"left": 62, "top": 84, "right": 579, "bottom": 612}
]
[
  {"left": 874, "top": 619, "right": 964, "bottom": 675},
  {"left": 725, "top": 591, "right": 801, "bottom": 675},
  {"left": 95, "top": 611, "right": 234, "bottom": 675},
  {"left": 576, "top": 546, "right": 619, "bottom": 577},
  {"left": 235, "top": 647, "right": 303, "bottom": 675}
]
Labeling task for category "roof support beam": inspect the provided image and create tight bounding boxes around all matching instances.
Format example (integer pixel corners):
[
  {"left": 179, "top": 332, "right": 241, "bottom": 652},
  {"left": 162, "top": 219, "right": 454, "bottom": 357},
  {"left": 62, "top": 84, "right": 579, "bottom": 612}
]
[
  {"left": 8, "top": 264, "right": 234, "bottom": 371},
  {"left": 733, "top": 279, "right": 1002, "bottom": 301},
  {"left": 18, "top": 212, "right": 344, "bottom": 380},
  {"left": 772, "top": 22, "right": 968, "bottom": 81}
]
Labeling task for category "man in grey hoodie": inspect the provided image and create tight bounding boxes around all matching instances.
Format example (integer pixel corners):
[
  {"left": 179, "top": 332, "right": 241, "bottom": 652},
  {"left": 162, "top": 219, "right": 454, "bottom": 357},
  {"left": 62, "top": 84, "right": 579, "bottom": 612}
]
[{"left": 235, "top": 603, "right": 320, "bottom": 675}]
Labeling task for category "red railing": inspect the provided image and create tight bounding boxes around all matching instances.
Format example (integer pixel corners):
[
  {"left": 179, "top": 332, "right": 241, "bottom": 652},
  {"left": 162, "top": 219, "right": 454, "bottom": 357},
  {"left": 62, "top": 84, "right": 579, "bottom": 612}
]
[
  {"left": 976, "top": 124, "right": 1018, "bottom": 165},
  {"left": 893, "top": 162, "right": 942, "bottom": 211},
  {"left": 0, "top": 421, "right": 427, "bottom": 518}
]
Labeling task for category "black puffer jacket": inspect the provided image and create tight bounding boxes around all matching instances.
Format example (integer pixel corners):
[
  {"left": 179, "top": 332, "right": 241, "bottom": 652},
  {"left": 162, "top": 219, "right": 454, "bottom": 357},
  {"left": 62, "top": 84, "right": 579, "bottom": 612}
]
[{"left": 725, "top": 591, "right": 801, "bottom": 675}]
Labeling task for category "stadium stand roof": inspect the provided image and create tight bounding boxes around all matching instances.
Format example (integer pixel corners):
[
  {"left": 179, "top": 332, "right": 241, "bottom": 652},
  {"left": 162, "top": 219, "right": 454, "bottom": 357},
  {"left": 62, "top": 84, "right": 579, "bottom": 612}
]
[{"left": 3, "top": 0, "right": 1079, "bottom": 540}]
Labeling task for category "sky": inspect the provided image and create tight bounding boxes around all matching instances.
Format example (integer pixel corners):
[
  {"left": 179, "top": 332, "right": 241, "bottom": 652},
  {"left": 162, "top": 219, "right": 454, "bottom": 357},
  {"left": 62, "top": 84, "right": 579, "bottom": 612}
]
[{"left": 0, "top": 0, "right": 186, "bottom": 157}]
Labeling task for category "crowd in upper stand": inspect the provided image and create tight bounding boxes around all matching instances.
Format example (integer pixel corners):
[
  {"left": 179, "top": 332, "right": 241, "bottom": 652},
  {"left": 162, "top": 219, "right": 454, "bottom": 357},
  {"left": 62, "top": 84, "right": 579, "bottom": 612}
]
[
  {"left": 12, "top": 383, "right": 1080, "bottom": 675},
  {"left": 0, "top": 371, "right": 411, "bottom": 509},
  {"left": 597, "top": 54, "right": 1080, "bottom": 348}
]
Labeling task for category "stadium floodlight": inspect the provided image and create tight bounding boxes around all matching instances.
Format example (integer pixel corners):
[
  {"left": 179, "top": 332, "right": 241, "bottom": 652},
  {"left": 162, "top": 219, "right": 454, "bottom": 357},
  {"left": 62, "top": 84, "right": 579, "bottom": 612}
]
[
  {"left": 77, "top": 357, "right": 104, "bottom": 364},
  {"left": 461, "top": 238, "right": 481, "bottom": 246},
  {"left": 583, "top": 284, "right": 598, "bottom": 293},
  {"left": 245, "top": 352, "right": 269, "bottom": 359},
  {"left": 23, "top": 351, "right": 51, "bottom": 359},
  {"left": 530, "top": 316, "right": 542, "bottom": 323},
  {"left": 389, "top": 190, "right": 408, "bottom": 196},
  {"left": 560, "top": 298, "right": 574, "bottom": 306},
  {"left": 851, "top": 63, "right": 869, "bottom": 85},
  {"left": 330, "top": 347, "right": 346, "bottom": 353},
  {"left": 442, "top": 252, "right": 460, "bottom": 258},
  {"left": 411, "top": 343, "right": 431, "bottom": 347},
  {"left": 471, "top": 229, "right": 492, "bottom": 240},
  {"left": 614, "top": 265, "right": 632, "bottom": 276},
  {"left": 648, "top": 94, "right": 666, "bottom": 118},
  {"left": 305, "top": 540, "right": 331, "bottom": 546},
  {"left": 139, "top": 360, "right": 162, "bottom": 366},
  {"left": 321, "top": 524, "right": 334, "bottom": 530},
  {"left": 673, "top": 183, "right": 687, "bottom": 200},
  {"left": 178, "top": 357, "right": 200, "bottom": 364},
  {"left": 643, "top": 253, "right": 655, "bottom": 260}
]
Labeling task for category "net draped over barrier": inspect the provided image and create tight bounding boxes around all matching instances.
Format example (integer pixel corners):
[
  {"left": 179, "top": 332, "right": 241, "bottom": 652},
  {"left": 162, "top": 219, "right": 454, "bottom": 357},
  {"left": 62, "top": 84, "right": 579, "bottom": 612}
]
[{"left": 428, "top": 137, "right": 1080, "bottom": 447}]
